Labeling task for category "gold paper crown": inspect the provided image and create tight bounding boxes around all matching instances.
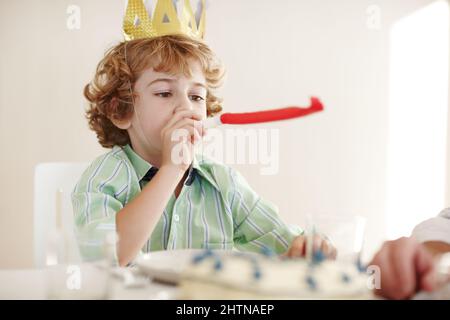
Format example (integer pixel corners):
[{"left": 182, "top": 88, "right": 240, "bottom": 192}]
[{"left": 123, "top": 0, "right": 206, "bottom": 41}]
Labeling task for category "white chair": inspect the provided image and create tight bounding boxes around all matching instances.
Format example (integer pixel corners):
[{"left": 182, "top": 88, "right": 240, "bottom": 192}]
[{"left": 34, "top": 162, "right": 89, "bottom": 268}]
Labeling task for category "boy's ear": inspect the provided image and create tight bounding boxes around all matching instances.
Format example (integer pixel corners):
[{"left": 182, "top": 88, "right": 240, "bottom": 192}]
[
  {"left": 109, "top": 98, "right": 132, "bottom": 130},
  {"left": 110, "top": 116, "right": 132, "bottom": 130}
]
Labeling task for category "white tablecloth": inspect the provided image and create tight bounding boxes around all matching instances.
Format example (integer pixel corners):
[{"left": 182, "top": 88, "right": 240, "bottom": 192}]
[
  {"left": 1, "top": 267, "right": 449, "bottom": 300},
  {"left": 0, "top": 267, "right": 178, "bottom": 300}
]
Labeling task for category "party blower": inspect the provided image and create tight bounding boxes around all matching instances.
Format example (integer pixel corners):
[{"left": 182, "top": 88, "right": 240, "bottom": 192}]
[{"left": 201, "top": 97, "right": 324, "bottom": 129}]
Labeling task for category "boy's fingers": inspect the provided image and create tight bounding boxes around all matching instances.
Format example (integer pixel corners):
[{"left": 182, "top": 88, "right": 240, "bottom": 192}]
[
  {"left": 172, "top": 124, "right": 203, "bottom": 147},
  {"left": 170, "top": 126, "right": 196, "bottom": 143},
  {"left": 167, "top": 118, "right": 202, "bottom": 140},
  {"left": 191, "top": 125, "right": 202, "bottom": 145},
  {"left": 320, "top": 238, "right": 328, "bottom": 253},
  {"left": 289, "top": 236, "right": 306, "bottom": 258},
  {"left": 320, "top": 239, "right": 336, "bottom": 259},
  {"left": 165, "top": 110, "right": 203, "bottom": 131},
  {"left": 312, "top": 235, "right": 322, "bottom": 253},
  {"left": 327, "top": 240, "right": 337, "bottom": 259},
  {"left": 173, "top": 117, "right": 202, "bottom": 131},
  {"left": 286, "top": 235, "right": 337, "bottom": 261}
]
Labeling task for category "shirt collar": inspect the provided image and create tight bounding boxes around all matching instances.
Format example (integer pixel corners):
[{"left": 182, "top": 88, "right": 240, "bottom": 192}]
[
  {"left": 192, "top": 153, "right": 220, "bottom": 190},
  {"left": 122, "top": 144, "right": 153, "bottom": 181},
  {"left": 122, "top": 144, "right": 220, "bottom": 190}
]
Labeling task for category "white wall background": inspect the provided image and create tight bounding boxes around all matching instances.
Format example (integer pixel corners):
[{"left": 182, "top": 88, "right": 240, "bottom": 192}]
[
  {"left": 0, "top": 0, "right": 448, "bottom": 268},
  {"left": 386, "top": 1, "right": 449, "bottom": 239}
]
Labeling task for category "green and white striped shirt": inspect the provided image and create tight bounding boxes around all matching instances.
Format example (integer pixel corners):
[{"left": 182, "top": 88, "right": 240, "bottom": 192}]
[{"left": 72, "top": 145, "right": 302, "bottom": 262}]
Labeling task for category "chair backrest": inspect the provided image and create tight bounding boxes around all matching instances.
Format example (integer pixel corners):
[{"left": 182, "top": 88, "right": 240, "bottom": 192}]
[{"left": 34, "top": 162, "right": 89, "bottom": 268}]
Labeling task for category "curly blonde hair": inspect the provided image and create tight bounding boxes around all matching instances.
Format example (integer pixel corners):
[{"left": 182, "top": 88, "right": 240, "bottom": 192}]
[{"left": 84, "top": 34, "right": 225, "bottom": 148}]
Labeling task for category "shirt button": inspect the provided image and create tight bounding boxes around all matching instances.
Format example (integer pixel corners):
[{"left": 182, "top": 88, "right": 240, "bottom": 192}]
[{"left": 173, "top": 214, "right": 180, "bottom": 222}]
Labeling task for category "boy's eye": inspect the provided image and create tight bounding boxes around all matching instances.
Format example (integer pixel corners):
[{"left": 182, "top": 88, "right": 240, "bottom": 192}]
[
  {"left": 190, "top": 95, "right": 205, "bottom": 102},
  {"left": 155, "top": 92, "right": 172, "bottom": 98}
]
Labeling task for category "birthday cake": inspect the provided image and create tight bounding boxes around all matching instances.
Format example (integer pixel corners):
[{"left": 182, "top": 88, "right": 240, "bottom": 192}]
[{"left": 178, "top": 250, "right": 371, "bottom": 299}]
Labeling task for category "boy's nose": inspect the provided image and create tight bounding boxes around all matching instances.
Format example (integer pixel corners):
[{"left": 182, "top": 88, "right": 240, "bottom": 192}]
[{"left": 174, "top": 97, "right": 193, "bottom": 112}]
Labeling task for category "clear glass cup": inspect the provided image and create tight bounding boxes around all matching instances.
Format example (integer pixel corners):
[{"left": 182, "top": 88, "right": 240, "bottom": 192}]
[{"left": 45, "top": 228, "right": 115, "bottom": 299}]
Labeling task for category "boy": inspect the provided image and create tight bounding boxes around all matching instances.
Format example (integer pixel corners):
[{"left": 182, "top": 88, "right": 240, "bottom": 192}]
[{"left": 73, "top": 1, "right": 332, "bottom": 266}]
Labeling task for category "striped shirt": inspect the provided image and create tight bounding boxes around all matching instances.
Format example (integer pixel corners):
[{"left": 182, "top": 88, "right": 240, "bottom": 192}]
[{"left": 72, "top": 144, "right": 302, "bottom": 262}]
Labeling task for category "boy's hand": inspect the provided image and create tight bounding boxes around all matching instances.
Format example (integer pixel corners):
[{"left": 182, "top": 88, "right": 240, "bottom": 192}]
[
  {"left": 160, "top": 109, "right": 206, "bottom": 172},
  {"left": 283, "top": 234, "right": 337, "bottom": 259},
  {"left": 369, "top": 237, "right": 438, "bottom": 299}
]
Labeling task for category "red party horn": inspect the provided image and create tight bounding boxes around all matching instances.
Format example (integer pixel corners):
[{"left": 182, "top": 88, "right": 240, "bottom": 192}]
[{"left": 202, "top": 97, "right": 324, "bottom": 128}]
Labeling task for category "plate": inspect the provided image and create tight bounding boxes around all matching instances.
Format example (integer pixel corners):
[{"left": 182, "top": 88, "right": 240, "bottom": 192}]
[{"left": 136, "top": 249, "right": 204, "bottom": 284}]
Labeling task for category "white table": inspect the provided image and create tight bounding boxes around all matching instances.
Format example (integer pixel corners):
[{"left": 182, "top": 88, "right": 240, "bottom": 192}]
[
  {"left": 0, "top": 267, "right": 178, "bottom": 300},
  {"left": 1, "top": 267, "right": 449, "bottom": 300}
]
